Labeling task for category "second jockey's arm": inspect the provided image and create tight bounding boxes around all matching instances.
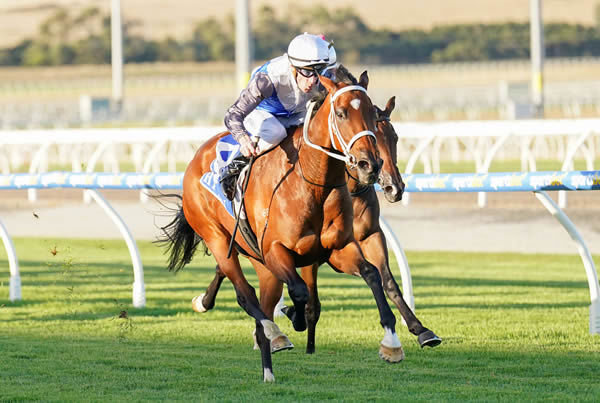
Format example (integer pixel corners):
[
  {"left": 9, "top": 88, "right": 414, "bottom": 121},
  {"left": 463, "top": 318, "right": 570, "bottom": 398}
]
[{"left": 224, "top": 73, "right": 274, "bottom": 157}]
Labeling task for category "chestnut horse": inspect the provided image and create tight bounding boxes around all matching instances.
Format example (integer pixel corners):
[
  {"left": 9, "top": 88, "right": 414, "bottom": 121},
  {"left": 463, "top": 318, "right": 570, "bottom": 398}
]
[
  {"left": 192, "top": 95, "right": 442, "bottom": 356},
  {"left": 160, "top": 73, "right": 404, "bottom": 382}
]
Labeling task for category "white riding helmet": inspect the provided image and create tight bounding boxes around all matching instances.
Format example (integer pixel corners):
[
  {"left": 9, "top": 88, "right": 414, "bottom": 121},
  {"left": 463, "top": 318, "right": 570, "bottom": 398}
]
[
  {"left": 327, "top": 44, "right": 337, "bottom": 66},
  {"left": 287, "top": 33, "right": 335, "bottom": 70}
]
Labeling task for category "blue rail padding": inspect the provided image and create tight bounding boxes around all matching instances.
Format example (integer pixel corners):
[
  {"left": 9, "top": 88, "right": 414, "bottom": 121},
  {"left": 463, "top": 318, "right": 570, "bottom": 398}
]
[
  {"left": 402, "top": 171, "right": 600, "bottom": 192},
  {"left": 0, "top": 171, "right": 599, "bottom": 192},
  {"left": 0, "top": 172, "right": 184, "bottom": 190}
]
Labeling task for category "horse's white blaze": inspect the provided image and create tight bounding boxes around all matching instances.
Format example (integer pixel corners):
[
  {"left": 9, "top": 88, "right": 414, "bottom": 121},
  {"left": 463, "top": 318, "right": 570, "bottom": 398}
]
[
  {"left": 382, "top": 327, "right": 402, "bottom": 348},
  {"left": 263, "top": 368, "right": 275, "bottom": 382},
  {"left": 350, "top": 98, "right": 361, "bottom": 110},
  {"left": 260, "top": 319, "right": 282, "bottom": 340}
]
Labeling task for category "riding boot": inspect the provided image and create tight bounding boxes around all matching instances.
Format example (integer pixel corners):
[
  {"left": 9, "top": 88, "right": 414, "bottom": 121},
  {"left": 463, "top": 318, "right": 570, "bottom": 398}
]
[{"left": 219, "top": 156, "right": 250, "bottom": 200}]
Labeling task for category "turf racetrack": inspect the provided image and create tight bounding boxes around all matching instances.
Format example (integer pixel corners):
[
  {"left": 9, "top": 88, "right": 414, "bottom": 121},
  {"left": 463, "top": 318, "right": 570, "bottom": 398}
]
[{"left": 1, "top": 238, "right": 599, "bottom": 400}]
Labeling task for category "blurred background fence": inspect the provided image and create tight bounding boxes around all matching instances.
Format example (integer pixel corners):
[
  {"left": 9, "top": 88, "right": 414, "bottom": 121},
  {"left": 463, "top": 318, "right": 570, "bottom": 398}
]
[{"left": 3, "top": 57, "right": 600, "bottom": 129}]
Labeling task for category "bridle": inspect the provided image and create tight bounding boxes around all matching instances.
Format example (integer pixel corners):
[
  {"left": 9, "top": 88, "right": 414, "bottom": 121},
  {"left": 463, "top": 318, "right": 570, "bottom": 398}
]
[
  {"left": 346, "top": 107, "right": 392, "bottom": 196},
  {"left": 302, "top": 85, "right": 376, "bottom": 169}
]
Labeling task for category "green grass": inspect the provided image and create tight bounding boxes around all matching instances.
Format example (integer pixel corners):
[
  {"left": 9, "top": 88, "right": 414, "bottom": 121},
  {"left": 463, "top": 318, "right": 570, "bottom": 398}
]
[{"left": 1, "top": 238, "right": 599, "bottom": 400}]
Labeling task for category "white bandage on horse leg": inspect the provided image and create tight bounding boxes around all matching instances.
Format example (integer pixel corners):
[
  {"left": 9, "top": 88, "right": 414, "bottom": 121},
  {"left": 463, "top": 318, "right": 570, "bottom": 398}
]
[
  {"left": 381, "top": 327, "right": 402, "bottom": 348},
  {"left": 260, "top": 319, "right": 283, "bottom": 341},
  {"left": 263, "top": 368, "right": 275, "bottom": 382}
]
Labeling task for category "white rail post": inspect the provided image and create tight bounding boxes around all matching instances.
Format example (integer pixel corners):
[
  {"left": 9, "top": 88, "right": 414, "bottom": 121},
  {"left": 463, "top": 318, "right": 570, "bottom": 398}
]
[
  {"left": 478, "top": 133, "right": 512, "bottom": 208},
  {"left": 559, "top": 131, "right": 592, "bottom": 208},
  {"left": 402, "top": 135, "right": 435, "bottom": 206},
  {"left": 0, "top": 219, "right": 21, "bottom": 301},
  {"left": 140, "top": 140, "right": 168, "bottom": 203},
  {"left": 534, "top": 191, "right": 600, "bottom": 335},
  {"left": 86, "top": 189, "right": 146, "bottom": 308},
  {"left": 27, "top": 143, "right": 51, "bottom": 202},
  {"left": 379, "top": 216, "right": 415, "bottom": 314},
  {"left": 84, "top": 142, "right": 113, "bottom": 203}
]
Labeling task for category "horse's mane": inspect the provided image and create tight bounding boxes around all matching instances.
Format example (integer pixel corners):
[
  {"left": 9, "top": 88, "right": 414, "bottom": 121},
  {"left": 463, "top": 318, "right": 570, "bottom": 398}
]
[{"left": 310, "top": 64, "right": 358, "bottom": 118}]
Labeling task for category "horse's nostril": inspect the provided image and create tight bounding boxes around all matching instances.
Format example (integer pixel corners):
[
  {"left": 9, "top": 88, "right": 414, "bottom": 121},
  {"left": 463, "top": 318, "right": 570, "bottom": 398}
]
[{"left": 384, "top": 185, "right": 397, "bottom": 195}]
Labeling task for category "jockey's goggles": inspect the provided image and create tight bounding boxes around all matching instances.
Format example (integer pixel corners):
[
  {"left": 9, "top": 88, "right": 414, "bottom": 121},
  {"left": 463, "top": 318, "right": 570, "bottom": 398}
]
[
  {"left": 296, "top": 67, "right": 320, "bottom": 78},
  {"left": 296, "top": 62, "right": 328, "bottom": 78}
]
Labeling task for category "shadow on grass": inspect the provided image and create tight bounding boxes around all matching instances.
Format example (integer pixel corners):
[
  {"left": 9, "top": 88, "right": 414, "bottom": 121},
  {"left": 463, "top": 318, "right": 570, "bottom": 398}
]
[
  {"left": 411, "top": 274, "right": 589, "bottom": 290},
  {"left": 0, "top": 331, "right": 598, "bottom": 401}
]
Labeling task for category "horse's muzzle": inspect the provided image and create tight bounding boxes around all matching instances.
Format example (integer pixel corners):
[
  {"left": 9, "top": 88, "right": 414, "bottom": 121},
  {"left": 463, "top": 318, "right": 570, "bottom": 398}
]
[
  {"left": 379, "top": 174, "right": 405, "bottom": 203},
  {"left": 383, "top": 184, "right": 403, "bottom": 202}
]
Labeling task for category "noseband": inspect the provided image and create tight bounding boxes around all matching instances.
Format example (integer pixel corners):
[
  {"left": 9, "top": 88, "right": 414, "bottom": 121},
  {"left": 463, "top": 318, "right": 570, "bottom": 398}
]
[{"left": 302, "top": 85, "right": 376, "bottom": 168}]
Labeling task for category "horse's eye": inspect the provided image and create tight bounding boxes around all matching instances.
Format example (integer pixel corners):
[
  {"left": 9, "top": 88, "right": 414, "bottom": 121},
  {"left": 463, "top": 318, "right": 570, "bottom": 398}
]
[{"left": 335, "top": 108, "right": 346, "bottom": 119}]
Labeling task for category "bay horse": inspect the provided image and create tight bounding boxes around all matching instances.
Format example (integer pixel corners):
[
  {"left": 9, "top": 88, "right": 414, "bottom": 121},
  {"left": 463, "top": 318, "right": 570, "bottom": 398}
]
[
  {"left": 298, "top": 96, "right": 442, "bottom": 354},
  {"left": 192, "top": 93, "right": 442, "bottom": 356},
  {"left": 160, "top": 72, "right": 404, "bottom": 382}
]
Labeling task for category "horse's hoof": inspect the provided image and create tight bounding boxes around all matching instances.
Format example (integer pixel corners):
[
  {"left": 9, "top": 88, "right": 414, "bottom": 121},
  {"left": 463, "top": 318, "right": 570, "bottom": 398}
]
[
  {"left": 379, "top": 344, "right": 405, "bottom": 363},
  {"left": 281, "top": 306, "right": 307, "bottom": 332},
  {"left": 191, "top": 294, "right": 208, "bottom": 313},
  {"left": 271, "top": 335, "right": 294, "bottom": 353},
  {"left": 418, "top": 329, "right": 442, "bottom": 348}
]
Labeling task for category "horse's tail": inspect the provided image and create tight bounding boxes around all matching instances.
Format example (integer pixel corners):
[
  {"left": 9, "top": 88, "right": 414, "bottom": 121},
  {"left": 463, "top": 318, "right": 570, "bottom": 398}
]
[{"left": 154, "top": 194, "right": 207, "bottom": 272}]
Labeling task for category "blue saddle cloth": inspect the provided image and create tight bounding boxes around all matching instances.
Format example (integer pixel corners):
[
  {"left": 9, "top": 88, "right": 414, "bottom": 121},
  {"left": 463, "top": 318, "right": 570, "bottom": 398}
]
[{"left": 199, "top": 134, "right": 241, "bottom": 217}]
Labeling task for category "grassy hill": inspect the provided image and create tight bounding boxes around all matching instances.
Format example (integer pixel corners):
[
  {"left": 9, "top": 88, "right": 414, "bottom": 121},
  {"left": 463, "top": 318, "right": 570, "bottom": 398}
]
[{"left": 1, "top": 0, "right": 599, "bottom": 47}]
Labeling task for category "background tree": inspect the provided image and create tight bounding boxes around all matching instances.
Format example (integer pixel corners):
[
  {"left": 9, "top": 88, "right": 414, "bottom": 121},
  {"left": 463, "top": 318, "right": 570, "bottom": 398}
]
[{"left": 3, "top": 6, "right": 600, "bottom": 66}]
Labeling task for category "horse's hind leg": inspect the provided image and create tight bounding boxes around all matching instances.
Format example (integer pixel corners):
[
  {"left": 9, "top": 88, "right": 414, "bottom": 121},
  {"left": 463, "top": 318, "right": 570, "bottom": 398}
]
[
  {"left": 361, "top": 232, "right": 442, "bottom": 348},
  {"left": 300, "top": 264, "right": 321, "bottom": 354},
  {"left": 192, "top": 265, "right": 226, "bottom": 313},
  {"left": 206, "top": 238, "right": 291, "bottom": 381},
  {"left": 329, "top": 242, "right": 404, "bottom": 363}
]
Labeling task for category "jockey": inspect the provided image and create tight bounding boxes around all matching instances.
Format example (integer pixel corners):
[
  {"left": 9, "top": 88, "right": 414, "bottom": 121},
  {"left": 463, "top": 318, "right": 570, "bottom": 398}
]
[{"left": 220, "top": 32, "right": 337, "bottom": 200}]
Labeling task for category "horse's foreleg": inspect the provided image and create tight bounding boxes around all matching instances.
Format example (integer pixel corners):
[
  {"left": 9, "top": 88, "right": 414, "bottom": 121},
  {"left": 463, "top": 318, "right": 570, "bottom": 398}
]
[
  {"left": 263, "top": 242, "right": 309, "bottom": 332},
  {"left": 328, "top": 241, "right": 404, "bottom": 362},
  {"left": 300, "top": 264, "right": 320, "bottom": 354},
  {"left": 360, "top": 231, "right": 442, "bottom": 348},
  {"left": 255, "top": 319, "right": 274, "bottom": 382},
  {"left": 253, "top": 259, "right": 294, "bottom": 353},
  {"left": 207, "top": 238, "right": 288, "bottom": 339},
  {"left": 192, "top": 265, "right": 226, "bottom": 313}
]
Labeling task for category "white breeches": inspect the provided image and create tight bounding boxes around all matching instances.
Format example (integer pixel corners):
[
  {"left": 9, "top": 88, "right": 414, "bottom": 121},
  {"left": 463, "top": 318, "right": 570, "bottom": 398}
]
[{"left": 243, "top": 109, "right": 289, "bottom": 154}]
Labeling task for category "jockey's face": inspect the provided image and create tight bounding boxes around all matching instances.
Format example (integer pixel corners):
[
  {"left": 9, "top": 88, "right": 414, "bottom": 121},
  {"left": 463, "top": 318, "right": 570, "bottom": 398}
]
[{"left": 294, "top": 67, "right": 319, "bottom": 93}]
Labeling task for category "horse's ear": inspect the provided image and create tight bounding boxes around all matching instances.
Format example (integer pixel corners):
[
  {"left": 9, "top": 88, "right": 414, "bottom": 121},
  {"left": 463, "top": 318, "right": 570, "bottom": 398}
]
[
  {"left": 385, "top": 96, "right": 396, "bottom": 115},
  {"left": 359, "top": 71, "right": 369, "bottom": 90},
  {"left": 319, "top": 75, "right": 337, "bottom": 93}
]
